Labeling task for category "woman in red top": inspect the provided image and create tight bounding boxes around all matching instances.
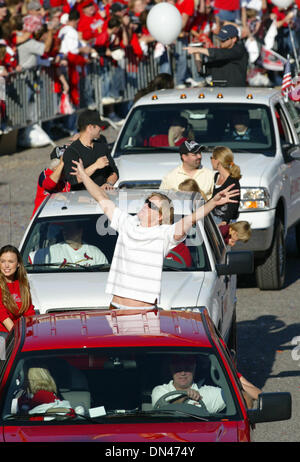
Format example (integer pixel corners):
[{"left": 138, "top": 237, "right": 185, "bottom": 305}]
[{"left": 0, "top": 245, "right": 35, "bottom": 336}]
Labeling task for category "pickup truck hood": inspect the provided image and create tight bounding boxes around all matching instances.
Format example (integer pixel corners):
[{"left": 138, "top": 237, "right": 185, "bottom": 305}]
[
  {"left": 28, "top": 272, "right": 205, "bottom": 313},
  {"left": 114, "top": 153, "right": 274, "bottom": 188},
  {"left": 2, "top": 421, "right": 244, "bottom": 442}
]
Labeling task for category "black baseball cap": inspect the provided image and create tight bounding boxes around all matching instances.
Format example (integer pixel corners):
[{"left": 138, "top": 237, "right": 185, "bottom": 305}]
[
  {"left": 110, "top": 2, "right": 127, "bottom": 13},
  {"left": 217, "top": 24, "right": 239, "bottom": 41},
  {"left": 179, "top": 141, "right": 204, "bottom": 155},
  {"left": 77, "top": 109, "right": 109, "bottom": 131}
]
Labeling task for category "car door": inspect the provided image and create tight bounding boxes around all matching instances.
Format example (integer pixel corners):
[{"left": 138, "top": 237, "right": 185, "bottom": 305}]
[
  {"left": 204, "top": 216, "right": 235, "bottom": 339},
  {"left": 279, "top": 99, "right": 300, "bottom": 228}
]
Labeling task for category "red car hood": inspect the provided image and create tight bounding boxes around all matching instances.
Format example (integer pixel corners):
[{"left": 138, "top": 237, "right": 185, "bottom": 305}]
[{"left": 2, "top": 421, "right": 250, "bottom": 442}]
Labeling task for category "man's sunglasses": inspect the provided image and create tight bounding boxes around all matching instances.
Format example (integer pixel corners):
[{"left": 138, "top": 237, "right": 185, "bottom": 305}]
[{"left": 145, "top": 198, "right": 160, "bottom": 212}]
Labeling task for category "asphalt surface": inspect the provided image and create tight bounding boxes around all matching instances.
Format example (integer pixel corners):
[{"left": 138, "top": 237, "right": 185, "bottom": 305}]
[{"left": 0, "top": 128, "right": 299, "bottom": 442}]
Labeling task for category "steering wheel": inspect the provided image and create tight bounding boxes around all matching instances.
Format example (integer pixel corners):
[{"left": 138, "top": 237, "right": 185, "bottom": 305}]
[{"left": 153, "top": 390, "right": 209, "bottom": 415}]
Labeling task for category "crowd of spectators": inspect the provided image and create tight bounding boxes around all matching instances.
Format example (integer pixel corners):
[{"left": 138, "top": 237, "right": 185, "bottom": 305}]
[{"left": 0, "top": 0, "right": 300, "bottom": 125}]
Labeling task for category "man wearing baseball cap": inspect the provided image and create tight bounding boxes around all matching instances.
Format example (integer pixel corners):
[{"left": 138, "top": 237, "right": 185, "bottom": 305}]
[
  {"left": 62, "top": 109, "right": 119, "bottom": 191},
  {"left": 184, "top": 24, "right": 248, "bottom": 86},
  {"left": 159, "top": 140, "right": 215, "bottom": 198}
]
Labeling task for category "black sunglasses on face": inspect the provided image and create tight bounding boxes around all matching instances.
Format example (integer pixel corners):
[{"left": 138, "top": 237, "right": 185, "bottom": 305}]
[{"left": 145, "top": 198, "right": 160, "bottom": 212}]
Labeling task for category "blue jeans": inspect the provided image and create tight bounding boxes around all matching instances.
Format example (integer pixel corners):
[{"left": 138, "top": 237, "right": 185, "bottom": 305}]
[
  {"left": 100, "top": 61, "right": 124, "bottom": 99},
  {"left": 215, "top": 8, "right": 240, "bottom": 22},
  {"left": 175, "top": 37, "right": 189, "bottom": 86},
  {"left": 155, "top": 49, "right": 171, "bottom": 75}
]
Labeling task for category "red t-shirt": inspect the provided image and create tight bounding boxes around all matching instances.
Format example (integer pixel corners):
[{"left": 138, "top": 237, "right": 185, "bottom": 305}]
[
  {"left": 219, "top": 224, "right": 230, "bottom": 244},
  {"left": 214, "top": 0, "right": 240, "bottom": 10},
  {"left": 175, "top": 0, "right": 195, "bottom": 17},
  {"left": 31, "top": 168, "right": 70, "bottom": 218},
  {"left": 0, "top": 280, "right": 35, "bottom": 332},
  {"left": 148, "top": 134, "right": 187, "bottom": 147},
  {"left": 77, "top": 12, "right": 105, "bottom": 41},
  {"left": 166, "top": 242, "right": 192, "bottom": 267}
]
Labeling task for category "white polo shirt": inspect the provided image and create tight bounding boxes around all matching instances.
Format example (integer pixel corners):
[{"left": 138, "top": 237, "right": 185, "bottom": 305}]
[
  {"left": 152, "top": 380, "right": 226, "bottom": 413},
  {"left": 159, "top": 164, "right": 215, "bottom": 199},
  {"left": 106, "top": 208, "right": 182, "bottom": 304}
]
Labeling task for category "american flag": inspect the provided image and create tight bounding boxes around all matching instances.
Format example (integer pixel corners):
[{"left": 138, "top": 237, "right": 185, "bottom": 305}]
[{"left": 281, "top": 60, "right": 293, "bottom": 97}]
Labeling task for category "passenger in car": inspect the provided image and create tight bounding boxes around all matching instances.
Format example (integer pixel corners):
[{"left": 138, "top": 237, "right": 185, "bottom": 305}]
[
  {"left": 219, "top": 221, "right": 251, "bottom": 247},
  {"left": 223, "top": 112, "right": 266, "bottom": 143},
  {"left": 210, "top": 146, "right": 241, "bottom": 225},
  {"left": 151, "top": 355, "right": 226, "bottom": 413},
  {"left": 18, "top": 367, "right": 72, "bottom": 414},
  {"left": 0, "top": 245, "right": 35, "bottom": 337},
  {"left": 160, "top": 141, "right": 214, "bottom": 199},
  {"left": 71, "top": 157, "right": 239, "bottom": 310},
  {"left": 147, "top": 115, "right": 188, "bottom": 148},
  {"left": 29, "top": 222, "right": 108, "bottom": 267}
]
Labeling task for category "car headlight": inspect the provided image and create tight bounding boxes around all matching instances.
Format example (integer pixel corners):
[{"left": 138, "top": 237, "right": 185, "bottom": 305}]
[{"left": 239, "top": 187, "right": 270, "bottom": 211}]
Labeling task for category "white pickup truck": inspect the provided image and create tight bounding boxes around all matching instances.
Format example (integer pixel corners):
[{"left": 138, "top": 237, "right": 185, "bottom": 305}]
[{"left": 111, "top": 87, "right": 300, "bottom": 290}]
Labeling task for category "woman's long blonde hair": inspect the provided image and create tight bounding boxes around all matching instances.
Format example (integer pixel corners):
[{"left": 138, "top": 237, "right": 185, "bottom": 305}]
[
  {"left": 0, "top": 245, "right": 32, "bottom": 316},
  {"left": 27, "top": 368, "right": 57, "bottom": 395},
  {"left": 212, "top": 146, "right": 242, "bottom": 180}
]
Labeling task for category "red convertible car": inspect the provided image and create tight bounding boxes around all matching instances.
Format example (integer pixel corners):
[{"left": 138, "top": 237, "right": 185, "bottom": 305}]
[{"left": 0, "top": 308, "right": 291, "bottom": 442}]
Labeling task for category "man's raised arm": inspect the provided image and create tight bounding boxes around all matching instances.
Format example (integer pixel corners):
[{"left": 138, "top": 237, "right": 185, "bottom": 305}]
[
  {"left": 174, "top": 185, "right": 240, "bottom": 241},
  {"left": 71, "top": 159, "right": 116, "bottom": 221}
]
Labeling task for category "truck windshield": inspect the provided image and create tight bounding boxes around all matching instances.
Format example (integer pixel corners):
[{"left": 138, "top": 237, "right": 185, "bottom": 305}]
[{"left": 114, "top": 103, "right": 276, "bottom": 157}]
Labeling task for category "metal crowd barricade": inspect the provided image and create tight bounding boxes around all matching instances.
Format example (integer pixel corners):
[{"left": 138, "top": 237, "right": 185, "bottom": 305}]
[{"left": 0, "top": 44, "right": 187, "bottom": 135}]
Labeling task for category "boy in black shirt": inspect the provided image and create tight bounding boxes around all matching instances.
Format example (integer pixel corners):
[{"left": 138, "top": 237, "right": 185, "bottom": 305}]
[{"left": 63, "top": 109, "right": 119, "bottom": 190}]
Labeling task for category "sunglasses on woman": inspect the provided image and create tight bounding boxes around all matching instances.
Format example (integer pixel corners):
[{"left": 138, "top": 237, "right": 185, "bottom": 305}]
[{"left": 144, "top": 198, "right": 160, "bottom": 212}]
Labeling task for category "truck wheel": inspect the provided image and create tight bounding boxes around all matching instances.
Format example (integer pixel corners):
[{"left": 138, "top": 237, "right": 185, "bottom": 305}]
[{"left": 255, "top": 220, "right": 286, "bottom": 290}]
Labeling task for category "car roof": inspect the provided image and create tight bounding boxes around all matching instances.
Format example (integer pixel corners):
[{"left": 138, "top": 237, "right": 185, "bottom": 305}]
[
  {"left": 36, "top": 189, "right": 204, "bottom": 218},
  {"left": 20, "top": 309, "right": 213, "bottom": 351},
  {"left": 133, "top": 87, "right": 280, "bottom": 107}
]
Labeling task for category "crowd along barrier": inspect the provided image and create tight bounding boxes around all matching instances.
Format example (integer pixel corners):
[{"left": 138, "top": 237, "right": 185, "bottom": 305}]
[{"left": 0, "top": 44, "right": 199, "bottom": 135}]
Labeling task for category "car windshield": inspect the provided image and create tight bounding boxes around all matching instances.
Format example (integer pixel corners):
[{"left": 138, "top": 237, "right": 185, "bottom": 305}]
[
  {"left": 21, "top": 214, "right": 210, "bottom": 273},
  {"left": 2, "top": 346, "right": 239, "bottom": 423},
  {"left": 114, "top": 103, "right": 276, "bottom": 157}
]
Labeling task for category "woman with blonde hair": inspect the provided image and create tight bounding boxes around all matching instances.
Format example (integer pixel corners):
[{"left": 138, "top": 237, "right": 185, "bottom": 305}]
[
  {"left": 0, "top": 245, "right": 35, "bottom": 336},
  {"left": 210, "top": 146, "right": 241, "bottom": 225}
]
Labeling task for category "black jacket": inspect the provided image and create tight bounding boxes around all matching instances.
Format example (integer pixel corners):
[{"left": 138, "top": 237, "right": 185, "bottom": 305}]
[
  {"left": 212, "top": 173, "right": 240, "bottom": 223},
  {"left": 205, "top": 41, "right": 248, "bottom": 87},
  {"left": 63, "top": 136, "right": 119, "bottom": 190}
]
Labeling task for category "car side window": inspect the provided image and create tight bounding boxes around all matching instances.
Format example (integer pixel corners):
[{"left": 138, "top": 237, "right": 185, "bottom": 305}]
[
  {"left": 274, "top": 102, "right": 294, "bottom": 144},
  {"left": 204, "top": 215, "right": 226, "bottom": 263},
  {"left": 283, "top": 99, "right": 300, "bottom": 142}
]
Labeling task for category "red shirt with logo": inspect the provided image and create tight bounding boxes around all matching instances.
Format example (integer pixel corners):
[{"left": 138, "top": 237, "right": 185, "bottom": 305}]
[{"left": 0, "top": 280, "right": 35, "bottom": 332}]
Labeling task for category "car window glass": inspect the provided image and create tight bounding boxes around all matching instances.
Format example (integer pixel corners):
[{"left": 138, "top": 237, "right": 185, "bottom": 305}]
[
  {"left": 115, "top": 103, "right": 275, "bottom": 156},
  {"left": 2, "top": 347, "right": 238, "bottom": 421},
  {"left": 274, "top": 103, "right": 293, "bottom": 144},
  {"left": 21, "top": 215, "right": 209, "bottom": 273},
  {"left": 284, "top": 100, "right": 300, "bottom": 141}
]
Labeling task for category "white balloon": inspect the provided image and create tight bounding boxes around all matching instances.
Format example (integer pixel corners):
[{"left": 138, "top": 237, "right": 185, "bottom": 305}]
[
  {"left": 146, "top": 3, "right": 182, "bottom": 46},
  {"left": 270, "top": 0, "right": 294, "bottom": 8}
]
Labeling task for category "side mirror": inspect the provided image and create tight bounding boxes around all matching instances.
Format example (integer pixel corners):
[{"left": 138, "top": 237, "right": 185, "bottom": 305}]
[
  {"left": 216, "top": 251, "right": 254, "bottom": 276},
  {"left": 248, "top": 392, "right": 292, "bottom": 424},
  {"left": 289, "top": 146, "right": 300, "bottom": 161},
  {"left": 282, "top": 143, "right": 300, "bottom": 161}
]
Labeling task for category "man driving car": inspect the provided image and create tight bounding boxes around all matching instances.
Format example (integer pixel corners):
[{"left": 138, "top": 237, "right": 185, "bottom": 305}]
[{"left": 151, "top": 355, "right": 226, "bottom": 413}]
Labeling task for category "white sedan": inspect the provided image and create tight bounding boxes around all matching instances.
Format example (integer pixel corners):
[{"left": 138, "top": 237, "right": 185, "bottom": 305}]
[{"left": 20, "top": 189, "right": 253, "bottom": 350}]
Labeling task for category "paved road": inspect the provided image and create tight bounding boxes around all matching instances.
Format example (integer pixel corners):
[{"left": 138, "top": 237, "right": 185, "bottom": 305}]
[{"left": 0, "top": 131, "right": 299, "bottom": 442}]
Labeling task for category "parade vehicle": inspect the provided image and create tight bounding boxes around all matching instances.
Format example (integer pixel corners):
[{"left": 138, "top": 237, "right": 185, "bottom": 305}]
[
  {"left": 0, "top": 308, "right": 291, "bottom": 442},
  {"left": 110, "top": 87, "right": 300, "bottom": 290},
  {"left": 19, "top": 189, "right": 253, "bottom": 350}
]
